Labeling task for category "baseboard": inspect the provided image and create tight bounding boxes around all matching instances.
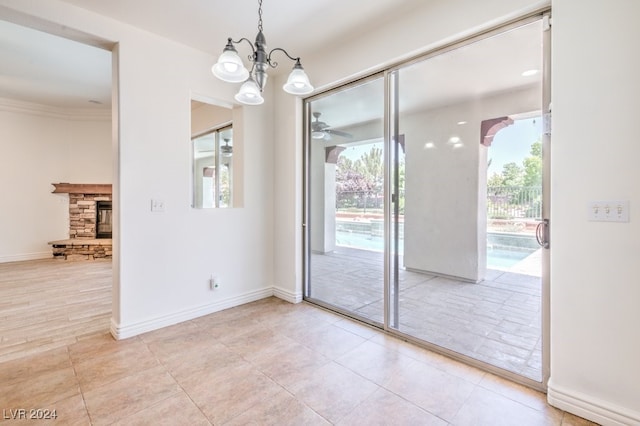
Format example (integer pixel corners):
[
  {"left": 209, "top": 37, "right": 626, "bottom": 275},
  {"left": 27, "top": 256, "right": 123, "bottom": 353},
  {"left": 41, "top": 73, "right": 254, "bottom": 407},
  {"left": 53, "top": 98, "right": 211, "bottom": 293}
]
[
  {"left": 110, "top": 287, "right": 274, "bottom": 340},
  {"left": 547, "top": 380, "right": 640, "bottom": 426},
  {"left": 272, "top": 285, "right": 303, "bottom": 303},
  {"left": 0, "top": 252, "right": 51, "bottom": 263}
]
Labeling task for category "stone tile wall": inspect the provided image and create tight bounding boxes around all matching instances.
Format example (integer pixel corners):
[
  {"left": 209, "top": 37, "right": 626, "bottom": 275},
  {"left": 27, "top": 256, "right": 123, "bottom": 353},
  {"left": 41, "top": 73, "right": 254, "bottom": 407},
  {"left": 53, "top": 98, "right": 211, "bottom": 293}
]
[{"left": 51, "top": 241, "right": 112, "bottom": 260}]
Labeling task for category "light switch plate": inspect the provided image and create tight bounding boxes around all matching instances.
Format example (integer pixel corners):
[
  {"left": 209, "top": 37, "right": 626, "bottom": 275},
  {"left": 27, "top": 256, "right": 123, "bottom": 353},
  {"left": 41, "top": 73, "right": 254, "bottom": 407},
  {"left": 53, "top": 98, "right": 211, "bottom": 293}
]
[
  {"left": 587, "top": 200, "right": 629, "bottom": 222},
  {"left": 151, "top": 199, "right": 165, "bottom": 212}
]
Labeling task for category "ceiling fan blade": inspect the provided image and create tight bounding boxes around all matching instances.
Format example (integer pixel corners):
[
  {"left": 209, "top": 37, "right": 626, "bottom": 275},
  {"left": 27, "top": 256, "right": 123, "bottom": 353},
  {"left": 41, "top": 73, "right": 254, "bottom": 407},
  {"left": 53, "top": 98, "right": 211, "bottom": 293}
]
[{"left": 325, "top": 129, "right": 353, "bottom": 139}]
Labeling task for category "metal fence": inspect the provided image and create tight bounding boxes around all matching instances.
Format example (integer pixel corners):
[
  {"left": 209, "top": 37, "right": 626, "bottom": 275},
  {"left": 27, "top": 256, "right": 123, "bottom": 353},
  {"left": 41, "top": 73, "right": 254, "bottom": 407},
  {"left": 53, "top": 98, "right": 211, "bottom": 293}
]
[
  {"left": 336, "top": 190, "right": 384, "bottom": 212},
  {"left": 335, "top": 186, "right": 542, "bottom": 220},
  {"left": 487, "top": 185, "right": 542, "bottom": 220}
]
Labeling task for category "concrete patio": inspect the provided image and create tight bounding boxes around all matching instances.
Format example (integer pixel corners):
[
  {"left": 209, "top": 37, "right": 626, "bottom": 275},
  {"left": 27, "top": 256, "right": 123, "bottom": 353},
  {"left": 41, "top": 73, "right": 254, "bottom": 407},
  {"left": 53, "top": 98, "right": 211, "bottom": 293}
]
[{"left": 309, "top": 246, "right": 542, "bottom": 382}]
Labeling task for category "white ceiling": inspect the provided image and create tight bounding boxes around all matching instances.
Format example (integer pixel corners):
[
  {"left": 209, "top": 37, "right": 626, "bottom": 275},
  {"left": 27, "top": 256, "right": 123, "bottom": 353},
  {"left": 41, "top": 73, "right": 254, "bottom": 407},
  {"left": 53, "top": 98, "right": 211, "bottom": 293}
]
[
  {"left": 0, "top": 0, "right": 542, "bottom": 120},
  {"left": 0, "top": 18, "right": 111, "bottom": 108},
  {"left": 309, "top": 20, "right": 543, "bottom": 131},
  {"left": 57, "top": 0, "right": 427, "bottom": 61}
]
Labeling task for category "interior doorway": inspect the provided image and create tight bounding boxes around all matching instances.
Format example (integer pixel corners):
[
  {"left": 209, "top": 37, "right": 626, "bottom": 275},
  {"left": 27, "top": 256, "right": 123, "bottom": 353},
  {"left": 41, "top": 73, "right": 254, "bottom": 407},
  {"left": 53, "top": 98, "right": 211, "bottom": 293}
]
[{"left": 0, "top": 18, "right": 115, "bottom": 361}]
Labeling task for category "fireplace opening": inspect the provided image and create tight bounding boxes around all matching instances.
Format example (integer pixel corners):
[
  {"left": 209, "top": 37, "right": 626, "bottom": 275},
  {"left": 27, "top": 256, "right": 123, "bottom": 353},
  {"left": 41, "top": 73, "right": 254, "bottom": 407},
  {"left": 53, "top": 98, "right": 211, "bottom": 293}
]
[{"left": 96, "top": 201, "right": 112, "bottom": 239}]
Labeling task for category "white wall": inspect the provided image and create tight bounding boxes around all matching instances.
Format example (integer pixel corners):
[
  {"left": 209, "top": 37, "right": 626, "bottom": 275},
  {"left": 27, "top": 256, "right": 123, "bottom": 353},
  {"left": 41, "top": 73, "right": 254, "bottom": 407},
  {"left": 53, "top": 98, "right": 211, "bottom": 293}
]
[
  {"left": 309, "top": 142, "right": 337, "bottom": 254},
  {"left": 403, "top": 87, "right": 539, "bottom": 282},
  {"left": 0, "top": 99, "right": 111, "bottom": 262},
  {"left": 190, "top": 102, "right": 232, "bottom": 136},
  {"left": 402, "top": 103, "right": 485, "bottom": 282},
  {"left": 112, "top": 13, "right": 275, "bottom": 335},
  {"left": 0, "top": 0, "right": 276, "bottom": 337},
  {"left": 548, "top": 0, "right": 640, "bottom": 424}
]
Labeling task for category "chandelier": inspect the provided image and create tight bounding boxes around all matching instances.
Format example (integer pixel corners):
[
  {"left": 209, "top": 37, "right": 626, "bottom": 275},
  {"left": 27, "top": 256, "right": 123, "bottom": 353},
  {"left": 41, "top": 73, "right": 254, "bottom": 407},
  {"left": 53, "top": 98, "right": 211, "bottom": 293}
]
[{"left": 211, "top": 0, "right": 314, "bottom": 105}]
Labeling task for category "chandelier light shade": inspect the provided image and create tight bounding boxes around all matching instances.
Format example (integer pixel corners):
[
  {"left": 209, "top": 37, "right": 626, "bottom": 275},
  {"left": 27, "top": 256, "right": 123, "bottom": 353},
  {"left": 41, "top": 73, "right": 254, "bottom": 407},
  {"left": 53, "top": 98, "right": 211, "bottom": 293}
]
[
  {"left": 235, "top": 77, "right": 264, "bottom": 105},
  {"left": 211, "top": 0, "right": 313, "bottom": 105},
  {"left": 211, "top": 43, "right": 249, "bottom": 83},
  {"left": 283, "top": 60, "right": 314, "bottom": 95}
]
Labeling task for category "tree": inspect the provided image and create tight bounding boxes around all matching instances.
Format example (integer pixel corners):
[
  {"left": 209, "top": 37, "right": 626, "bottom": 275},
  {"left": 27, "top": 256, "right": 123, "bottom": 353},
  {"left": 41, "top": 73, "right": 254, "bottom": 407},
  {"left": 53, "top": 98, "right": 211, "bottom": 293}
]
[
  {"left": 488, "top": 172, "right": 505, "bottom": 188},
  {"left": 355, "top": 146, "right": 384, "bottom": 192},
  {"left": 336, "top": 145, "right": 385, "bottom": 211},
  {"left": 523, "top": 140, "right": 542, "bottom": 187},
  {"left": 336, "top": 156, "right": 370, "bottom": 193},
  {"left": 501, "top": 162, "right": 524, "bottom": 187}
]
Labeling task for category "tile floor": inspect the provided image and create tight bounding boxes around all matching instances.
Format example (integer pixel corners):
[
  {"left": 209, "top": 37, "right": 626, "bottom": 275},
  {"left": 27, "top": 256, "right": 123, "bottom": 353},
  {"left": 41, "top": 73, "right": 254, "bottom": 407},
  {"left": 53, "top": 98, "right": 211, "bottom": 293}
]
[
  {"left": 0, "top": 297, "right": 595, "bottom": 425},
  {"left": 309, "top": 246, "right": 542, "bottom": 381}
]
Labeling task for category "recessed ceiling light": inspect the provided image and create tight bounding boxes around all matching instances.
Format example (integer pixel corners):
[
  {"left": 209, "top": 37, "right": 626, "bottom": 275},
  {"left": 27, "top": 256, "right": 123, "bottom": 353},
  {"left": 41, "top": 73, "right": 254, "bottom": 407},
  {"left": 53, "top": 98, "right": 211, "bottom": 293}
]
[
  {"left": 457, "top": 121, "right": 467, "bottom": 125},
  {"left": 424, "top": 142, "right": 435, "bottom": 149},
  {"left": 521, "top": 69, "right": 539, "bottom": 77},
  {"left": 448, "top": 136, "right": 461, "bottom": 144}
]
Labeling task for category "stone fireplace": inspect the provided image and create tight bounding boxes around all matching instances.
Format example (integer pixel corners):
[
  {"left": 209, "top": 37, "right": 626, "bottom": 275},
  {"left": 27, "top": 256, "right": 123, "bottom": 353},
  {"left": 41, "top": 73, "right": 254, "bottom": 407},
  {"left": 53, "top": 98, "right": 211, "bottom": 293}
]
[
  {"left": 67, "top": 192, "right": 112, "bottom": 239},
  {"left": 49, "top": 183, "right": 113, "bottom": 260},
  {"left": 96, "top": 200, "right": 113, "bottom": 239}
]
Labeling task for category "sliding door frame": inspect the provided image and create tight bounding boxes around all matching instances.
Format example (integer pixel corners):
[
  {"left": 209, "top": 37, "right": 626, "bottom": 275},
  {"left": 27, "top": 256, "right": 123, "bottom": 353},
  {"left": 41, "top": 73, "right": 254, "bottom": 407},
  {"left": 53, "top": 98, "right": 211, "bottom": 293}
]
[
  {"left": 302, "top": 8, "right": 552, "bottom": 392},
  {"left": 302, "top": 73, "right": 387, "bottom": 328}
]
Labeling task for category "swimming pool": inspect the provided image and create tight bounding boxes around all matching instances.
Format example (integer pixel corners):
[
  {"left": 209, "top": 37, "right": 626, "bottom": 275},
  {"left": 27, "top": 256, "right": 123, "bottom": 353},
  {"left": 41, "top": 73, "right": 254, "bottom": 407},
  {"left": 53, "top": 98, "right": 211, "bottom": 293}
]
[
  {"left": 487, "top": 247, "right": 534, "bottom": 268},
  {"left": 335, "top": 230, "right": 534, "bottom": 269}
]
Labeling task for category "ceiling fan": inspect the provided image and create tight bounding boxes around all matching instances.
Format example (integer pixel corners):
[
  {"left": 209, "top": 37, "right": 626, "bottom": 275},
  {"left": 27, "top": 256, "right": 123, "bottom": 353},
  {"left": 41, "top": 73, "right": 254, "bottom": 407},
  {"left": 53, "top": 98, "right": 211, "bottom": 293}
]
[
  {"left": 220, "top": 138, "right": 232, "bottom": 157},
  {"left": 311, "top": 112, "right": 352, "bottom": 140}
]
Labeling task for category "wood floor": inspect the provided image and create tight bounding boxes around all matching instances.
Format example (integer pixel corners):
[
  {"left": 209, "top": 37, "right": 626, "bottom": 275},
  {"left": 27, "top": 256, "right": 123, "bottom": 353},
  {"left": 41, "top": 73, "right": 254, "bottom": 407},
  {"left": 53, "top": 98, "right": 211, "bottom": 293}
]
[{"left": 0, "top": 258, "right": 112, "bottom": 363}]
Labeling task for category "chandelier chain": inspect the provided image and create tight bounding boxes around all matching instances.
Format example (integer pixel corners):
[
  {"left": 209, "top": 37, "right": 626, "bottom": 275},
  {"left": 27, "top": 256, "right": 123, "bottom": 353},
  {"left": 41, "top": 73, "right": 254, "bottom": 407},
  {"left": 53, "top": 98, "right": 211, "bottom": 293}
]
[{"left": 258, "top": 0, "right": 263, "bottom": 32}]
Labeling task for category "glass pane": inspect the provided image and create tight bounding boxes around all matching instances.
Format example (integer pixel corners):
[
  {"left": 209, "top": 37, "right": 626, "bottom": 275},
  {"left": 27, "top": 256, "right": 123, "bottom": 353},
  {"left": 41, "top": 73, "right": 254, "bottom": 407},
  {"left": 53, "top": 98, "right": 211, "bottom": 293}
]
[
  {"left": 193, "top": 132, "right": 216, "bottom": 208},
  {"left": 219, "top": 127, "right": 233, "bottom": 208},
  {"left": 192, "top": 126, "right": 233, "bottom": 208},
  {"left": 392, "top": 21, "right": 544, "bottom": 381},
  {"left": 191, "top": 100, "right": 233, "bottom": 208},
  {"left": 306, "top": 77, "right": 385, "bottom": 324}
]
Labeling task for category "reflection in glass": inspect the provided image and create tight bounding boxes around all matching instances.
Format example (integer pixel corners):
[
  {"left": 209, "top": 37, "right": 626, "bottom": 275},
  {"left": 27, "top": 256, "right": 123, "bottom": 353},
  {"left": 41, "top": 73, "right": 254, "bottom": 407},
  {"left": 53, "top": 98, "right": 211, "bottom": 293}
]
[
  {"left": 305, "top": 77, "right": 385, "bottom": 325},
  {"left": 392, "top": 20, "right": 544, "bottom": 382},
  {"left": 303, "top": 19, "right": 545, "bottom": 384},
  {"left": 192, "top": 126, "right": 233, "bottom": 208}
]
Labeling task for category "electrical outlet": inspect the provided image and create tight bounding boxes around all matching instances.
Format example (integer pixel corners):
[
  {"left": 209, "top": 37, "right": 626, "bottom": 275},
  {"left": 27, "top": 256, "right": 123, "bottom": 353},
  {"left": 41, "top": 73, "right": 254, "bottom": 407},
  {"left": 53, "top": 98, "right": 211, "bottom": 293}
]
[
  {"left": 209, "top": 275, "right": 220, "bottom": 290},
  {"left": 587, "top": 200, "right": 629, "bottom": 222}
]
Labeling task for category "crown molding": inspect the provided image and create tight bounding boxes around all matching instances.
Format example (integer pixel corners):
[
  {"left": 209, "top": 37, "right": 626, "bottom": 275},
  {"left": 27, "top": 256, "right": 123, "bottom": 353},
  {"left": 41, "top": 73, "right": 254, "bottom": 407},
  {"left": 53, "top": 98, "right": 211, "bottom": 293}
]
[{"left": 0, "top": 97, "right": 111, "bottom": 121}]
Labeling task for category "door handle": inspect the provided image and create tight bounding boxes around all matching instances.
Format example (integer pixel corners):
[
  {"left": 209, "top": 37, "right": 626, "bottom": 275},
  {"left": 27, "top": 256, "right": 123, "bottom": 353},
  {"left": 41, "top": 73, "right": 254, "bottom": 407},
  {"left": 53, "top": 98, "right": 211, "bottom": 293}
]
[{"left": 536, "top": 219, "right": 550, "bottom": 249}]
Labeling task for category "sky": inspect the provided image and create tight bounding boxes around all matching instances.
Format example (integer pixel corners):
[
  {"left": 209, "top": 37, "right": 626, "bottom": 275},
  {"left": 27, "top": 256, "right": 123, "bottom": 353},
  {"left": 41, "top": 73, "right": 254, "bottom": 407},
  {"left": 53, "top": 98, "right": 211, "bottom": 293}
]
[
  {"left": 340, "top": 142, "right": 383, "bottom": 162},
  {"left": 338, "top": 116, "right": 542, "bottom": 177},
  {"left": 486, "top": 116, "right": 542, "bottom": 176}
]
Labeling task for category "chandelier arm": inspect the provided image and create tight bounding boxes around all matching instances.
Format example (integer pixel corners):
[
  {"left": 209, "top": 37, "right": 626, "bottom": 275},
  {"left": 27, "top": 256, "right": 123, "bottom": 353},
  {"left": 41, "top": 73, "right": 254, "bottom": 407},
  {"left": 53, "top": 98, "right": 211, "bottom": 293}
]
[
  {"left": 228, "top": 37, "right": 257, "bottom": 62},
  {"left": 212, "top": 0, "right": 312, "bottom": 103},
  {"left": 267, "top": 47, "right": 300, "bottom": 68}
]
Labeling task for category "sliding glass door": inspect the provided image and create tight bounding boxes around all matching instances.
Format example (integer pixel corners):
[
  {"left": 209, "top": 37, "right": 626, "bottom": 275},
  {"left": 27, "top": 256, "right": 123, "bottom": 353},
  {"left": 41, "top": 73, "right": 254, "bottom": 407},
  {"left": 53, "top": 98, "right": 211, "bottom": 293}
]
[
  {"left": 389, "top": 19, "right": 546, "bottom": 382},
  {"left": 304, "top": 14, "right": 549, "bottom": 386},
  {"left": 304, "top": 77, "right": 386, "bottom": 325}
]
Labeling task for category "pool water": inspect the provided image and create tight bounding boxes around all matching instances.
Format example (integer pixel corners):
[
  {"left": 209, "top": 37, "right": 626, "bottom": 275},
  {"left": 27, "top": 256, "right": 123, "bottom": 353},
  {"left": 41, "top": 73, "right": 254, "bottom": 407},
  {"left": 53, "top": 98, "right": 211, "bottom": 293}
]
[
  {"left": 335, "top": 231, "right": 534, "bottom": 269},
  {"left": 487, "top": 247, "right": 533, "bottom": 268}
]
